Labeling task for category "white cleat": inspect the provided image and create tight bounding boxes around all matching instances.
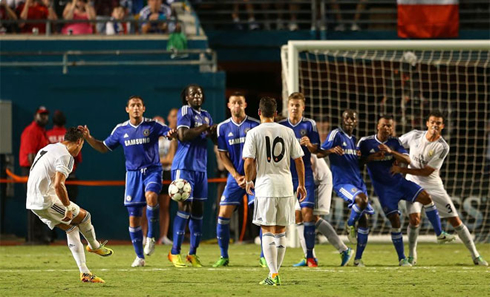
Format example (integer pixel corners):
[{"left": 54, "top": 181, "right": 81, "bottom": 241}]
[
  {"left": 144, "top": 237, "right": 156, "bottom": 256},
  {"left": 353, "top": 259, "right": 365, "bottom": 267},
  {"left": 399, "top": 258, "right": 413, "bottom": 267},
  {"left": 408, "top": 256, "right": 417, "bottom": 266},
  {"left": 473, "top": 256, "right": 488, "bottom": 266},
  {"left": 158, "top": 236, "right": 173, "bottom": 245},
  {"left": 131, "top": 257, "right": 145, "bottom": 267},
  {"left": 346, "top": 225, "right": 357, "bottom": 244},
  {"left": 437, "top": 231, "right": 456, "bottom": 244}
]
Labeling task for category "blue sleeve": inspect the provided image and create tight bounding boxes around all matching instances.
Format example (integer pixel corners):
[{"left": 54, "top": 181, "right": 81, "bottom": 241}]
[
  {"left": 395, "top": 139, "right": 408, "bottom": 154},
  {"left": 103, "top": 126, "right": 121, "bottom": 151},
  {"left": 155, "top": 122, "right": 170, "bottom": 137},
  {"left": 217, "top": 124, "right": 227, "bottom": 151},
  {"left": 321, "top": 130, "right": 337, "bottom": 150},
  {"left": 177, "top": 107, "right": 192, "bottom": 129},
  {"left": 309, "top": 129, "right": 320, "bottom": 146},
  {"left": 358, "top": 139, "right": 368, "bottom": 158}
]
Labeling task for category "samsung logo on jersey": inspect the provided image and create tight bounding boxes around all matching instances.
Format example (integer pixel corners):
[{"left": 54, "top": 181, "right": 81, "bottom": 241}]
[
  {"left": 343, "top": 149, "right": 358, "bottom": 155},
  {"left": 124, "top": 138, "right": 150, "bottom": 146},
  {"left": 228, "top": 137, "right": 246, "bottom": 145}
]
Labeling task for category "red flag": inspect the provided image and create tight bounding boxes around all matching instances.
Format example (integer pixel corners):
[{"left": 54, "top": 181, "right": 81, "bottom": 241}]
[{"left": 398, "top": 0, "right": 459, "bottom": 38}]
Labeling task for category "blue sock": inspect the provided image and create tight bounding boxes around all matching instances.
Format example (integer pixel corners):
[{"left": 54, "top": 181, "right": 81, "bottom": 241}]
[
  {"left": 260, "top": 228, "right": 264, "bottom": 258},
  {"left": 347, "top": 204, "right": 362, "bottom": 226},
  {"left": 355, "top": 227, "right": 369, "bottom": 260},
  {"left": 424, "top": 203, "right": 442, "bottom": 236},
  {"left": 129, "top": 226, "right": 144, "bottom": 259},
  {"left": 171, "top": 211, "right": 190, "bottom": 255},
  {"left": 146, "top": 204, "right": 159, "bottom": 239},
  {"left": 391, "top": 229, "right": 405, "bottom": 261},
  {"left": 217, "top": 216, "right": 230, "bottom": 258},
  {"left": 189, "top": 215, "right": 203, "bottom": 255},
  {"left": 304, "top": 221, "right": 316, "bottom": 259}
]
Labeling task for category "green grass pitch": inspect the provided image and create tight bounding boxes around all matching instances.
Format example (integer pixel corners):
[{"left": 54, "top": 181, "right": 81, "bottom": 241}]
[{"left": 1, "top": 242, "right": 488, "bottom": 296}]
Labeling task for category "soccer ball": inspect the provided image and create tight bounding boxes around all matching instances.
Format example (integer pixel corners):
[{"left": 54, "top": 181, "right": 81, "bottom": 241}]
[{"left": 168, "top": 179, "right": 192, "bottom": 202}]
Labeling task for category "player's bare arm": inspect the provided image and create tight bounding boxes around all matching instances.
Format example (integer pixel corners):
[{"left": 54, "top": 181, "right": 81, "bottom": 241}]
[
  {"left": 207, "top": 124, "right": 218, "bottom": 144},
  {"left": 219, "top": 150, "right": 245, "bottom": 188},
  {"left": 78, "top": 125, "right": 109, "bottom": 153},
  {"left": 378, "top": 143, "right": 410, "bottom": 164},
  {"left": 294, "top": 157, "right": 307, "bottom": 202},
  {"left": 177, "top": 124, "right": 210, "bottom": 142},
  {"left": 316, "top": 146, "right": 343, "bottom": 158},
  {"left": 54, "top": 171, "right": 74, "bottom": 222},
  {"left": 244, "top": 157, "right": 255, "bottom": 195},
  {"left": 300, "top": 136, "right": 318, "bottom": 154},
  {"left": 166, "top": 129, "right": 178, "bottom": 139},
  {"left": 391, "top": 164, "right": 435, "bottom": 176}
]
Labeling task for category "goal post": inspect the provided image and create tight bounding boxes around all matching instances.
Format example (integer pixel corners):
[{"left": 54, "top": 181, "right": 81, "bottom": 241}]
[{"left": 281, "top": 40, "right": 490, "bottom": 243}]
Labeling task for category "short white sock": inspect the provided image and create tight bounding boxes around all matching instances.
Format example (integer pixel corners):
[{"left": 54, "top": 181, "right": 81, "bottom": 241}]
[
  {"left": 407, "top": 225, "right": 420, "bottom": 258},
  {"left": 455, "top": 224, "right": 479, "bottom": 259},
  {"left": 78, "top": 212, "right": 99, "bottom": 250},
  {"left": 296, "top": 224, "right": 307, "bottom": 257},
  {"left": 262, "top": 232, "right": 278, "bottom": 275},
  {"left": 66, "top": 227, "right": 90, "bottom": 273},
  {"left": 275, "top": 233, "right": 287, "bottom": 270}
]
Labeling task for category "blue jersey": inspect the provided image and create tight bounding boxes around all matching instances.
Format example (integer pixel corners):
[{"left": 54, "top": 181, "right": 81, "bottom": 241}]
[
  {"left": 321, "top": 127, "right": 363, "bottom": 187},
  {"left": 279, "top": 117, "right": 320, "bottom": 180},
  {"left": 171, "top": 105, "right": 214, "bottom": 173},
  {"left": 103, "top": 118, "right": 171, "bottom": 171},
  {"left": 217, "top": 116, "right": 260, "bottom": 175},
  {"left": 358, "top": 135, "right": 408, "bottom": 186}
]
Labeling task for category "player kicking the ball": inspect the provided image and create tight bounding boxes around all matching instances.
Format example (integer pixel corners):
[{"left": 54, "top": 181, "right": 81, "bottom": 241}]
[{"left": 26, "top": 127, "right": 113, "bottom": 283}]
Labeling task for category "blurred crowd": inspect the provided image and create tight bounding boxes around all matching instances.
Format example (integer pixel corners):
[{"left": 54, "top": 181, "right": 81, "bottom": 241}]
[{"left": 0, "top": 0, "right": 180, "bottom": 35}]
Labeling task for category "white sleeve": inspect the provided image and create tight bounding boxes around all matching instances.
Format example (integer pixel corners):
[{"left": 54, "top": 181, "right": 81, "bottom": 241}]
[
  {"left": 242, "top": 132, "right": 256, "bottom": 159},
  {"left": 290, "top": 130, "right": 305, "bottom": 160},
  {"left": 55, "top": 155, "right": 73, "bottom": 178},
  {"left": 427, "top": 143, "right": 449, "bottom": 170},
  {"left": 399, "top": 130, "right": 415, "bottom": 149}
]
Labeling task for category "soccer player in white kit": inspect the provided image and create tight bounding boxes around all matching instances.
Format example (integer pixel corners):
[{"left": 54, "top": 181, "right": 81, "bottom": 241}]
[
  {"left": 392, "top": 111, "right": 488, "bottom": 266},
  {"left": 26, "top": 128, "right": 114, "bottom": 283},
  {"left": 243, "top": 97, "right": 306, "bottom": 286}
]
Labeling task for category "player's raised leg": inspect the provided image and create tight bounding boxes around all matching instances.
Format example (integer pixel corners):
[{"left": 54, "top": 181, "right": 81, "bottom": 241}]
[{"left": 315, "top": 217, "right": 353, "bottom": 266}]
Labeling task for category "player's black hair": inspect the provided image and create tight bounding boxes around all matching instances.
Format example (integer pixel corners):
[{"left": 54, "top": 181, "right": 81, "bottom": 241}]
[
  {"left": 229, "top": 92, "right": 245, "bottom": 101},
  {"left": 427, "top": 110, "right": 445, "bottom": 123},
  {"left": 378, "top": 114, "right": 394, "bottom": 122},
  {"left": 64, "top": 127, "right": 84, "bottom": 142},
  {"left": 53, "top": 110, "right": 66, "bottom": 127},
  {"left": 127, "top": 95, "right": 145, "bottom": 106},
  {"left": 181, "top": 84, "right": 205, "bottom": 105},
  {"left": 259, "top": 97, "right": 277, "bottom": 118}
]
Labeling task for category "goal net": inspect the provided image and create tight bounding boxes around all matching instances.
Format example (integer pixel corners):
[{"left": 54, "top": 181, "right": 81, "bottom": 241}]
[{"left": 281, "top": 40, "right": 490, "bottom": 243}]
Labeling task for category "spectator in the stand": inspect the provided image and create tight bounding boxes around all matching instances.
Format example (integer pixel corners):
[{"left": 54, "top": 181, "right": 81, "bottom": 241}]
[
  {"left": 139, "top": 0, "right": 171, "bottom": 34},
  {"left": 19, "top": 106, "right": 51, "bottom": 244},
  {"left": 105, "top": 5, "right": 128, "bottom": 35},
  {"left": 46, "top": 110, "right": 83, "bottom": 203},
  {"left": 61, "top": 0, "right": 96, "bottom": 35},
  {"left": 231, "top": 0, "right": 258, "bottom": 31},
  {"left": 331, "top": 0, "right": 367, "bottom": 31},
  {"left": 17, "top": 0, "right": 57, "bottom": 34},
  {"left": 262, "top": 2, "right": 298, "bottom": 31},
  {"left": 0, "top": 1, "right": 18, "bottom": 33},
  {"left": 93, "top": 0, "right": 119, "bottom": 33}
]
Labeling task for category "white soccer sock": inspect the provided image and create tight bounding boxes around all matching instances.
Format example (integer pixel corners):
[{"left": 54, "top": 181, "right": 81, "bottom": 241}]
[
  {"left": 262, "top": 232, "right": 278, "bottom": 275},
  {"left": 296, "top": 223, "right": 307, "bottom": 257},
  {"left": 78, "top": 212, "right": 99, "bottom": 250},
  {"left": 66, "top": 227, "right": 90, "bottom": 274},
  {"left": 316, "top": 218, "right": 348, "bottom": 253},
  {"left": 455, "top": 223, "right": 479, "bottom": 259},
  {"left": 275, "top": 233, "right": 287, "bottom": 271},
  {"left": 407, "top": 225, "right": 420, "bottom": 258}
]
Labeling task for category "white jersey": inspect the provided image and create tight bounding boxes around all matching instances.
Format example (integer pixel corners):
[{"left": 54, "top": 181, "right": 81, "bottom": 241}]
[
  {"left": 399, "top": 130, "right": 449, "bottom": 188},
  {"left": 242, "top": 122, "right": 304, "bottom": 198},
  {"left": 26, "top": 143, "right": 74, "bottom": 210}
]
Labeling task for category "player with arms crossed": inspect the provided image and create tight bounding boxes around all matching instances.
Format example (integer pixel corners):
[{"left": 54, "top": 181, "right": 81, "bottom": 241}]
[
  {"left": 359, "top": 115, "right": 456, "bottom": 266},
  {"left": 213, "top": 93, "right": 260, "bottom": 267},
  {"left": 393, "top": 111, "right": 487, "bottom": 266},
  {"left": 317, "top": 109, "right": 374, "bottom": 267},
  {"left": 168, "top": 84, "right": 217, "bottom": 267},
  {"left": 243, "top": 97, "right": 306, "bottom": 286},
  {"left": 26, "top": 127, "right": 113, "bottom": 283},
  {"left": 80, "top": 96, "right": 175, "bottom": 267},
  {"left": 279, "top": 92, "right": 352, "bottom": 267}
]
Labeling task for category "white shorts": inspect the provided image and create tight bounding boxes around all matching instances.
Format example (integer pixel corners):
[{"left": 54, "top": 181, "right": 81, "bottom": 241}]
[
  {"left": 31, "top": 199, "right": 81, "bottom": 229},
  {"left": 294, "top": 182, "right": 332, "bottom": 215},
  {"left": 253, "top": 196, "right": 296, "bottom": 227},
  {"left": 406, "top": 186, "right": 458, "bottom": 218}
]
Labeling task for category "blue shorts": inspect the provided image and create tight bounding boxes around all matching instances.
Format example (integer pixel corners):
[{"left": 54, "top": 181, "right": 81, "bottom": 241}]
[
  {"left": 334, "top": 183, "right": 375, "bottom": 215},
  {"left": 374, "top": 179, "right": 423, "bottom": 216},
  {"left": 172, "top": 169, "right": 208, "bottom": 201},
  {"left": 220, "top": 175, "right": 254, "bottom": 206},
  {"left": 124, "top": 167, "right": 162, "bottom": 207},
  {"left": 293, "top": 176, "right": 316, "bottom": 209}
]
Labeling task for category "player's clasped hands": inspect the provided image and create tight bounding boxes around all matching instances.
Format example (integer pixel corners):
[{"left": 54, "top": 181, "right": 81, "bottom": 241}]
[
  {"left": 245, "top": 180, "right": 254, "bottom": 195},
  {"left": 299, "top": 136, "right": 311, "bottom": 147},
  {"left": 235, "top": 175, "right": 246, "bottom": 188},
  {"left": 390, "top": 164, "right": 402, "bottom": 175},
  {"left": 297, "top": 186, "right": 307, "bottom": 202},
  {"left": 330, "top": 145, "right": 344, "bottom": 155},
  {"left": 378, "top": 143, "right": 392, "bottom": 154}
]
